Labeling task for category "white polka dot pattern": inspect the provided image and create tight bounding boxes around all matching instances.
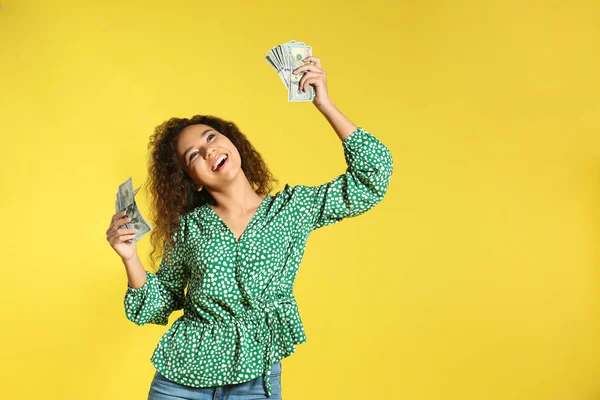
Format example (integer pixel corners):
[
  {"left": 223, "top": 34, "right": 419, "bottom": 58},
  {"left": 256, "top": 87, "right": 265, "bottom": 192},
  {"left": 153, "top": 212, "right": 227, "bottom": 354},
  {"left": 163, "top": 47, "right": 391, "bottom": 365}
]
[{"left": 123, "top": 127, "right": 393, "bottom": 397}]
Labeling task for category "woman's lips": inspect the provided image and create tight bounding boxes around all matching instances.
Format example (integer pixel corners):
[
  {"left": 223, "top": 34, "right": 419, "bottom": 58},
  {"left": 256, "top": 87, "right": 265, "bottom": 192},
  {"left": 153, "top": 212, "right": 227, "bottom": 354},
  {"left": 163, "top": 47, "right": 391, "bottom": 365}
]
[{"left": 213, "top": 156, "right": 228, "bottom": 172}]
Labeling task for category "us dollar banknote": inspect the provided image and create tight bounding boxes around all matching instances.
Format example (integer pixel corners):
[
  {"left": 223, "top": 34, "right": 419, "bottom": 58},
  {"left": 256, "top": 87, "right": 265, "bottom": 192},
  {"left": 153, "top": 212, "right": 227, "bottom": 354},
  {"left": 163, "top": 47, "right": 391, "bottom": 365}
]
[
  {"left": 286, "top": 44, "right": 314, "bottom": 102},
  {"left": 115, "top": 177, "right": 151, "bottom": 242},
  {"left": 265, "top": 40, "right": 315, "bottom": 102}
]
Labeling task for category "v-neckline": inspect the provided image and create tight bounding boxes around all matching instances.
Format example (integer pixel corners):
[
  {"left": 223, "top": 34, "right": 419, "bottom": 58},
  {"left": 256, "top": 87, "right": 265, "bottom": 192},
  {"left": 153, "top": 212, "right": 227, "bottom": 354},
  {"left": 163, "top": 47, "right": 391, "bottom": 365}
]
[{"left": 206, "top": 194, "right": 271, "bottom": 242}]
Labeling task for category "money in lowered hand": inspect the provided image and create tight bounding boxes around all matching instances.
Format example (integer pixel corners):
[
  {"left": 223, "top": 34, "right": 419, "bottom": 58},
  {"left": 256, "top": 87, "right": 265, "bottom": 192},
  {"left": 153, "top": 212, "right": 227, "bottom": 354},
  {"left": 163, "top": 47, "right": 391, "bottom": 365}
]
[{"left": 115, "top": 176, "right": 152, "bottom": 242}]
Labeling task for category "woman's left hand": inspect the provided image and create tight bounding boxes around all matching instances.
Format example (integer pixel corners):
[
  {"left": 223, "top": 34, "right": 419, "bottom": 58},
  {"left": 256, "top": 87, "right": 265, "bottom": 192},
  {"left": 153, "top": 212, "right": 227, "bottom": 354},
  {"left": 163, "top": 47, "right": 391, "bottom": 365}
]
[{"left": 293, "top": 56, "right": 332, "bottom": 107}]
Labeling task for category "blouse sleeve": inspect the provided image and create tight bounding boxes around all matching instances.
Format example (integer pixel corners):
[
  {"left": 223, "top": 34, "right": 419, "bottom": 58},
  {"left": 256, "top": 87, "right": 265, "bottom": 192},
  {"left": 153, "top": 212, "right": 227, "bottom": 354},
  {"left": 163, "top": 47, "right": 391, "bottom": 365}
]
[
  {"left": 123, "top": 224, "right": 190, "bottom": 326},
  {"left": 296, "top": 126, "right": 394, "bottom": 231}
]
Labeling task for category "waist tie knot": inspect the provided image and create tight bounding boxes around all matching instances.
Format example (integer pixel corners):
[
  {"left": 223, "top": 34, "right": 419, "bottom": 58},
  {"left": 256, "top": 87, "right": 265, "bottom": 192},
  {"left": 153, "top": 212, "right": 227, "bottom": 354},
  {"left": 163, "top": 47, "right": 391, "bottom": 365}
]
[{"left": 243, "top": 295, "right": 295, "bottom": 397}]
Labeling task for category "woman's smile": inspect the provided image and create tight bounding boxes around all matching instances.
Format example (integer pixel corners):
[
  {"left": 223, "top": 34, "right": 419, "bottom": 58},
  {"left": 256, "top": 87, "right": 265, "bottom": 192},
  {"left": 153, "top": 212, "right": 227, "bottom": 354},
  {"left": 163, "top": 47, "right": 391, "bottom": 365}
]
[{"left": 212, "top": 154, "right": 229, "bottom": 172}]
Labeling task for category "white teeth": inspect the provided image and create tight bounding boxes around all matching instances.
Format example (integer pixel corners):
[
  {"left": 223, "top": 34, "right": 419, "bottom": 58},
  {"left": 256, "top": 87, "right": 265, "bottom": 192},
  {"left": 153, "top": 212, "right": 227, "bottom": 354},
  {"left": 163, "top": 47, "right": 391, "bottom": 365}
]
[{"left": 212, "top": 154, "right": 227, "bottom": 171}]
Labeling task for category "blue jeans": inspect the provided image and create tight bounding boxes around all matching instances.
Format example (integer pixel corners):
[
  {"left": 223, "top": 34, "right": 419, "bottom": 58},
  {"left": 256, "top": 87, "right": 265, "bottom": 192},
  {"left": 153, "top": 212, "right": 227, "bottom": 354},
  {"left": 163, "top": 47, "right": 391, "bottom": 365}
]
[{"left": 148, "top": 361, "right": 282, "bottom": 400}]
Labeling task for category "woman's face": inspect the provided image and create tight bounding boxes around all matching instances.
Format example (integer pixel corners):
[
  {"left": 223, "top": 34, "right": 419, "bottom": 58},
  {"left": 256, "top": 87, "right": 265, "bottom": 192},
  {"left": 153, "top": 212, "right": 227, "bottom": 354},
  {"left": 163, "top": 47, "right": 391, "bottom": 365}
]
[{"left": 175, "top": 124, "right": 241, "bottom": 191}]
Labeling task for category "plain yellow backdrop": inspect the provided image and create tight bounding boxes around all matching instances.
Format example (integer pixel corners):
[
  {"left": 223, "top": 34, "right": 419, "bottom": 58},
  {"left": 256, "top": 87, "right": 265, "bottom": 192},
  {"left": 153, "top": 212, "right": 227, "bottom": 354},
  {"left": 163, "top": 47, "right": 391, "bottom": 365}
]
[{"left": 1, "top": 0, "right": 599, "bottom": 399}]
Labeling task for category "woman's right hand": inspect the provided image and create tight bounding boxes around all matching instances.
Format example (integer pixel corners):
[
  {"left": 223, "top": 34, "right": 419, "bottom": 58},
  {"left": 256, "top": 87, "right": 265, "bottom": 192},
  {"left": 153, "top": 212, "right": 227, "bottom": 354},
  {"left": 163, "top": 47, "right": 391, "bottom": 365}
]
[{"left": 106, "top": 210, "right": 139, "bottom": 261}]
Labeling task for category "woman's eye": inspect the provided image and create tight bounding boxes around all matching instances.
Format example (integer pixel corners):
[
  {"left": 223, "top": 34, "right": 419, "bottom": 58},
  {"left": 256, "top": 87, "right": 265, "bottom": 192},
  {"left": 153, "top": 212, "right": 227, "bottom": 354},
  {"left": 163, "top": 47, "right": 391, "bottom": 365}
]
[
  {"left": 207, "top": 134, "right": 215, "bottom": 142},
  {"left": 190, "top": 152, "right": 198, "bottom": 161}
]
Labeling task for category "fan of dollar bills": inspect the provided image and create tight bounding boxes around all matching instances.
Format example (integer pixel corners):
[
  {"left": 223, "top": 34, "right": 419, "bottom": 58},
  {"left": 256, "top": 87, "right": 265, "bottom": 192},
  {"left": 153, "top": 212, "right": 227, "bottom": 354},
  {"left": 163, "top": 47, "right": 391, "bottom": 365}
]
[
  {"left": 265, "top": 40, "right": 315, "bottom": 102},
  {"left": 115, "top": 177, "right": 152, "bottom": 242}
]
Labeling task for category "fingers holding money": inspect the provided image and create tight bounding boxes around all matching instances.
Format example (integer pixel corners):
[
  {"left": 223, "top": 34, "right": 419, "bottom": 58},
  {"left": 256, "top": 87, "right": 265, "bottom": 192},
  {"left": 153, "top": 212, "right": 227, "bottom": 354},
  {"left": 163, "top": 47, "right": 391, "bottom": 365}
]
[
  {"left": 303, "top": 56, "right": 321, "bottom": 69},
  {"left": 111, "top": 210, "right": 127, "bottom": 224},
  {"left": 109, "top": 210, "right": 128, "bottom": 230},
  {"left": 299, "top": 71, "right": 323, "bottom": 93},
  {"left": 109, "top": 230, "right": 138, "bottom": 244},
  {"left": 106, "top": 211, "right": 138, "bottom": 243},
  {"left": 293, "top": 61, "right": 324, "bottom": 76},
  {"left": 293, "top": 66, "right": 328, "bottom": 99},
  {"left": 293, "top": 58, "right": 326, "bottom": 92}
]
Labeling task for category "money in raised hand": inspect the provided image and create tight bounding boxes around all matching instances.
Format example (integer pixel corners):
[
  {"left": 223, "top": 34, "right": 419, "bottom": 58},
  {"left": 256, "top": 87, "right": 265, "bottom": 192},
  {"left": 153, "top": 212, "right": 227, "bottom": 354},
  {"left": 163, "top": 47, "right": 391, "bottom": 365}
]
[{"left": 265, "top": 40, "right": 315, "bottom": 102}]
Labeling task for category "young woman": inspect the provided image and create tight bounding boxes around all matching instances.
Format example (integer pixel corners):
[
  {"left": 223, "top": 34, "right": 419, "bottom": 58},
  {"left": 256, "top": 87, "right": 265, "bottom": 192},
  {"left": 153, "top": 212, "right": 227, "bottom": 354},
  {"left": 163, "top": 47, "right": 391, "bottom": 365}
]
[{"left": 106, "top": 56, "right": 394, "bottom": 400}]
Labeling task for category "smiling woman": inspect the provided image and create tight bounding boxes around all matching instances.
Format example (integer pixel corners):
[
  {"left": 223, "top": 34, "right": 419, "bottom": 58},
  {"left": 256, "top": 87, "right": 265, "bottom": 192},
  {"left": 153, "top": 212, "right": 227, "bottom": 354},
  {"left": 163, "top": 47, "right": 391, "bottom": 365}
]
[
  {"left": 146, "top": 115, "right": 278, "bottom": 267},
  {"left": 105, "top": 56, "right": 394, "bottom": 400},
  {"left": 181, "top": 127, "right": 228, "bottom": 171}
]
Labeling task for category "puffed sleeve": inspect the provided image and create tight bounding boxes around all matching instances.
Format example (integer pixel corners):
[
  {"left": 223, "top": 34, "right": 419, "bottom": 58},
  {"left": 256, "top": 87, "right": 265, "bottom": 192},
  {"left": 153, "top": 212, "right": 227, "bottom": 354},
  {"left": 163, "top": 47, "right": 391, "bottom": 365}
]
[
  {"left": 123, "top": 222, "right": 190, "bottom": 326},
  {"left": 295, "top": 127, "right": 394, "bottom": 231}
]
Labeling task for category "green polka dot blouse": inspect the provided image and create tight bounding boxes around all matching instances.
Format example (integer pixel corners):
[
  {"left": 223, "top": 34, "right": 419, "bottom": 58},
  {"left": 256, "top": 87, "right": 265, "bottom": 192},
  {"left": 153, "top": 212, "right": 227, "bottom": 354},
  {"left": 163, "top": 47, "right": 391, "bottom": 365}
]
[{"left": 124, "top": 127, "right": 393, "bottom": 397}]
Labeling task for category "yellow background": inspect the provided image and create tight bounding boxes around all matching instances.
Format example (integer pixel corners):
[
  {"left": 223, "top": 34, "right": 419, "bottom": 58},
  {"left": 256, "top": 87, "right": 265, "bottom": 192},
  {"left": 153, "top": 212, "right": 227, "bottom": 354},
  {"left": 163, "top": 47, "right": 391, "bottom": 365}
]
[{"left": 1, "top": 0, "right": 599, "bottom": 399}]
